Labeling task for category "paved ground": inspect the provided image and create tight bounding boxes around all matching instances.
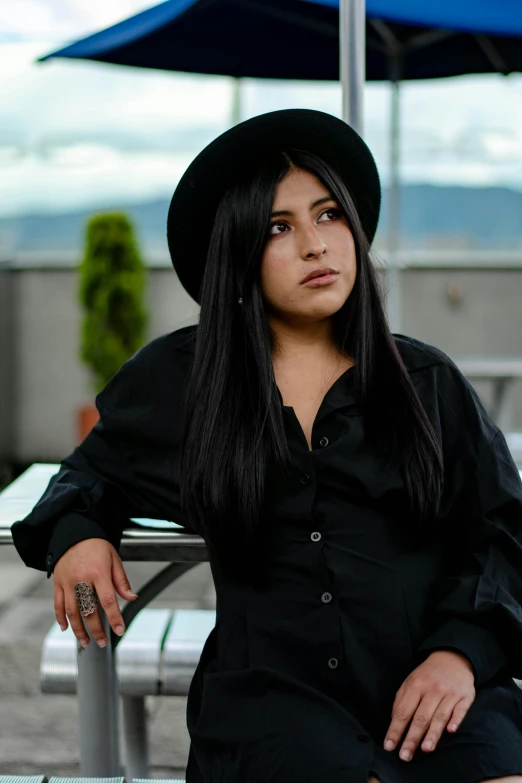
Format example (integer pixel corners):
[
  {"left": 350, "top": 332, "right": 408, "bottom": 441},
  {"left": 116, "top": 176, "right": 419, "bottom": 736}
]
[{"left": 0, "top": 544, "right": 216, "bottom": 778}]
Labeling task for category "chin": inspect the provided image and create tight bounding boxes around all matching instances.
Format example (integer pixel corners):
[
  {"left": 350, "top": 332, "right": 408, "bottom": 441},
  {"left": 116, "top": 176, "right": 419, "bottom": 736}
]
[
  {"left": 313, "top": 289, "right": 352, "bottom": 309},
  {"left": 300, "top": 298, "right": 349, "bottom": 320}
]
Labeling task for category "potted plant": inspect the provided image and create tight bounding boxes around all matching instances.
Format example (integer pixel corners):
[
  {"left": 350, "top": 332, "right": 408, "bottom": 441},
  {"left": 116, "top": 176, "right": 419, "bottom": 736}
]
[{"left": 76, "top": 212, "right": 148, "bottom": 442}]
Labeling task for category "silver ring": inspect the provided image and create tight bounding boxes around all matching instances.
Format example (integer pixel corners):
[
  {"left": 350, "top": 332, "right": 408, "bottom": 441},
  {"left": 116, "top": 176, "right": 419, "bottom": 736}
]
[{"left": 75, "top": 581, "right": 98, "bottom": 617}]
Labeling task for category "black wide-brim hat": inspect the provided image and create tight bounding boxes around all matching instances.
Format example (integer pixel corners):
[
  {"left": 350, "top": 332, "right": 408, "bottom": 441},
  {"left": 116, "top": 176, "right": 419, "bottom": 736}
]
[{"left": 167, "top": 108, "right": 381, "bottom": 305}]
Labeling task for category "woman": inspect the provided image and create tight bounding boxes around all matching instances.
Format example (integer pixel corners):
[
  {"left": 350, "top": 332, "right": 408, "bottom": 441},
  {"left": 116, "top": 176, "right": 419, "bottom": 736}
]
[{"left": 11, "top": 108, "right": 522, "bottom": 783}]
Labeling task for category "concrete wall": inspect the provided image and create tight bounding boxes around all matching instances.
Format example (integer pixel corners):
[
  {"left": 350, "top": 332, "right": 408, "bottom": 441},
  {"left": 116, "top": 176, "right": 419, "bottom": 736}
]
[
  {"left": 401, "top": 267, "right": 522, "bottom": 355},
  {"left": 7, "top": 263, "right": 198, "bottom": 464},
  {"left": 0, "top": 266, "right": 17, "bottom": 467},
  {"left": 399, "top": 266, "right": 522, "bottom": 426},
  {"left": 2, "top": 254, "right": 522, "bottom": 464}
]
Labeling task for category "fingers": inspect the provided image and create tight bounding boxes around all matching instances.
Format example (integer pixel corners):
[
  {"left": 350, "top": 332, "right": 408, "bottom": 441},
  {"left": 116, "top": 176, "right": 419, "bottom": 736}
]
[
  {"left": 385, "top": 691, "right": 474, "bottom": 761},
  {"left": 384, "top": 651, "right": 476, "bottom": 762},
  {"left": 55, "top": 576, "right": 109, "bottom": 648},
  {"left": 418, "top": 695, "right": 473, "bottom": 753},
  {"left": 54, "top": 585, "right": 67, "bottom": 632},
  {"left": 111, "top": 551, "right": 138, "bottom": 602},
  {"left": 63, "top": 590, "right": 90, "bottom": 647},
  {"left": 64, "top": 579, "right": 125, "bottom": 647},
  {"left": 92, "top": 577, "right": 126, "bottom": 638},
  {"left": 52, "top": 539, "right": 138, "bottom": 647},
  {"left": 446, "top": 697, "right": 473, "bottom": 734},
  {"left": 397, "top": 694, "right": 453, "bottom": 760},
  {"left": 384, "top": 689, "right": 421, "bottom": 754},
  {"left": 81, "top": 585, "right": 110, "bottom": 647}
]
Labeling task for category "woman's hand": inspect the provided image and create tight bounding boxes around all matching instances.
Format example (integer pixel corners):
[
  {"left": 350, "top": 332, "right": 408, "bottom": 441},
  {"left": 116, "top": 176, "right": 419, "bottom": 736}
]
[
  {"left": 53, "top": 538, "right": 138, "bottom": 647},
  {"left": 383, "top": 650, "right": 476, "bottom": 761}
]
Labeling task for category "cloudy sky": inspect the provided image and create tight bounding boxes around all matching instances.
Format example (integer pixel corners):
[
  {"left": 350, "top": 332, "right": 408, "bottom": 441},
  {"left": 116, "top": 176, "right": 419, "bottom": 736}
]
[{"left": 1, "top": 0, "right": 522, "bottom": 217}]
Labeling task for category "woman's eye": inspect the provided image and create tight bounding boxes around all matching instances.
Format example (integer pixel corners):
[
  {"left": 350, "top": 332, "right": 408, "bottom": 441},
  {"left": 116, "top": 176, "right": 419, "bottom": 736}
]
[
  {"left": 269, "top": 221, "right": 288, "bottom": 235},
  {"left": 269, "top": 208, "right": 342, "bottom": 236},
  {"left": 319, "top": 208, "right": 342, "bottom": 221}
]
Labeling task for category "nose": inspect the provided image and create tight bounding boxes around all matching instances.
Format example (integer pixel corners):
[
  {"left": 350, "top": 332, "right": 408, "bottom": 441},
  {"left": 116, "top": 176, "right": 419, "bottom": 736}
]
[{"left": 300, "top": 223, "right": 327, "bottom": 259}]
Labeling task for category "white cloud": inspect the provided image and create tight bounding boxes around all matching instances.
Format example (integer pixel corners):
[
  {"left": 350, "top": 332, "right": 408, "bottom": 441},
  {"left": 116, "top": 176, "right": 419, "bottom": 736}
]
[
  {"left": 244, "top": 75, "right": 522, "bottom": 189},
  {"left": 0, "top": 149, "right": 194, "bottom": 214},
  {"left": 0, "top": 0, "right": 158, "bottom": 42},
  {"left": 0, "top": 22, "right": 522, "bottom": 217},
  {"left": 482, "top": 130, "right": 521, "bottom": 161},
  {"left": 402, "top": 160, "right": 522, "bottom": 189},
  {"left": 0, "top": 2, "right": 76, "bottom": 42}
]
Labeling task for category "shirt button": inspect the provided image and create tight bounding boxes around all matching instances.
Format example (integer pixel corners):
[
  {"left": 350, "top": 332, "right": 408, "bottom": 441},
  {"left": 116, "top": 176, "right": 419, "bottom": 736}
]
[
  {"left": 328, "top": 657, "right": 338, "bottom": 669},
  {"left": 321, "top": 592, "right": 332, "bottom": 604},
  {"left": 47, "top": 555, "right": 52, "bottom": 564},
  {"left": 357, "top": 734, "right": 371, "bottom": 743},
  {"left": 311, "top": 531, "right": 321, "bottom": 542},
  {"left": 300, "top": 473, "right": 310, "bottom": 485},
  {"left": 319, "top": 436, "right": 329, "bottom": 447}
]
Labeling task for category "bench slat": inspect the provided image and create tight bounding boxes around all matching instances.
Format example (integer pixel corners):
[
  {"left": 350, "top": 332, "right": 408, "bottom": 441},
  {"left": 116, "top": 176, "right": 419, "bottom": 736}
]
[
  {"left": 0, "top": 777, "right": 48, "bottom": 783},
  {"left": 40, "top": 610, "right": 172, "bottom": 695},
  {"left": 161, "top": 609, "right": 216, "bottom": 696}
]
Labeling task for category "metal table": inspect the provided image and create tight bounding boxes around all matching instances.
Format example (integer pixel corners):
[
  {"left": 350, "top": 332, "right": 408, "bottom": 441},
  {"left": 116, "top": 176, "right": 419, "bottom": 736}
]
[{"left": 0, "top": 462, "right": 208, "bottom": 776}]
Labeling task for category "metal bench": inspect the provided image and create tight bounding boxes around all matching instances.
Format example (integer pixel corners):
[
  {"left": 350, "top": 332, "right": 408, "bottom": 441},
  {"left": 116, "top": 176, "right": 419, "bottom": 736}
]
[
  {"left": 506, "top": 432, "right": 522, "bottom": 466},
  {"left": 48, "top": 779, "right": 125, "bottom": 783},
  {"left": 0, "top": 779, "right": 126, "bottom": 783},
  {"left": 162, "top": 609, "right": 216, "bottom": 695},
  {"left": 40, "top": 609, "right": 216, "bottom": 780},
  {"left": 133, "top": 779, "right": 185, "bottom": 783},
  {"left": 0, "top": 778, "right": 184, "bottom": 783},
  {"left": 0, "top": 778, "right": 48, "bottom": 783}
]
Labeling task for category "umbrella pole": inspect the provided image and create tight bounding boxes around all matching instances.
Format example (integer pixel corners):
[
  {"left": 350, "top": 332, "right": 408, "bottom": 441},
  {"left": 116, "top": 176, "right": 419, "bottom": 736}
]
[
  {"left": 339, "top": 0, "right": 366, "bottom": 132},
  {"left": 230, "top": 77, "right": 241, "bottom": 126},
  {"left": 387, "top": 54, "right": 402, "bottom": 333}
]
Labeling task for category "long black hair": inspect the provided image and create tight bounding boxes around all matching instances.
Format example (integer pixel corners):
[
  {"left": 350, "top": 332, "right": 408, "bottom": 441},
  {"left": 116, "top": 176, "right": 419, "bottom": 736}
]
[{"left": 179, "top": 148, "right": 443, "bottom": 580}]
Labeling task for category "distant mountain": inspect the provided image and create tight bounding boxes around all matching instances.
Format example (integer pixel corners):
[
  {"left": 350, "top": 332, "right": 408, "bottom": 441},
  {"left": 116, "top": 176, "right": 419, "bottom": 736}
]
[
  {"left": 0, "top": 199, "right": 172, "bottom": 258},
  {"left": 0, "top": 183, "right": 521, "bottom": 258},
  {"left": 378, "top": 184, "right": 522, "bottom": 250}
]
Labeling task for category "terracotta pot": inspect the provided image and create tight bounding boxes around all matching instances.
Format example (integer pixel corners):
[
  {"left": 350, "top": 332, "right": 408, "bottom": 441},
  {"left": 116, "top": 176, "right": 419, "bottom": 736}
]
[{"left": 77, "top": 404, "right": 100, "bottom": 443}]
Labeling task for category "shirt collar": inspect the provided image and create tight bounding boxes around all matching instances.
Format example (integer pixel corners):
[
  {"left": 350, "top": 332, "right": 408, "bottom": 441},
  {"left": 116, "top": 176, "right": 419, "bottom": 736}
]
[{"left": 276, "top": 364, "right": 359, "bottom": 423}]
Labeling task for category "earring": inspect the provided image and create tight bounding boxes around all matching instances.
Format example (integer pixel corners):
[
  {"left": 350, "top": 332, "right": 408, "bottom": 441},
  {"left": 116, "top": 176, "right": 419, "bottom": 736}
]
[{"left": 238, "top": 296, "right": 243, "bottom": 305}]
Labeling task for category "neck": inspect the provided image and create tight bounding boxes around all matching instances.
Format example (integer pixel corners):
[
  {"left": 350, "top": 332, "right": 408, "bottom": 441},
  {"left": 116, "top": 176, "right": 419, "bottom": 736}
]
[{"left": 268, "top": 313, "right": 340, "bottom": 366}]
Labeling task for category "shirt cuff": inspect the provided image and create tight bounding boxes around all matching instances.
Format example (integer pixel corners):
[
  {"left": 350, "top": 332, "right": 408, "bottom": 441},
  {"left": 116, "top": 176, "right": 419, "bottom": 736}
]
[
  {"left": 415, "top": 618, "right": 509, "bottom": 687},
  {"left": 46, "top": 512, "right": 125, "bottom": 578}
]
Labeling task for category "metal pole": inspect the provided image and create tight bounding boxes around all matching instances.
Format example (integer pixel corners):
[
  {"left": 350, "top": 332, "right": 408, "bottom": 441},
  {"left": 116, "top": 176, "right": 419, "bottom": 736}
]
[
  {"left": 230, "top": 77, "right": 241, "bottom": 126},
  {"left": 77, "top": 611, "right": 121, "bottom": 775},
  {"left": 339, "top": 0, "right": 366, "bottom": 133},
  {"left": 388, "top": 54, "right": 402, "bottom": 332},
  {"left": 122, "top": 695, "right": 149, "bottom": 778}
]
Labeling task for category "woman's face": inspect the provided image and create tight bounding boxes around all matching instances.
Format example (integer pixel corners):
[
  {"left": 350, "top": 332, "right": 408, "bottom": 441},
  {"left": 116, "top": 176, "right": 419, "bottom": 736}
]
[{"left": 260, "top": 167, "right": 357, "bottom": 326}]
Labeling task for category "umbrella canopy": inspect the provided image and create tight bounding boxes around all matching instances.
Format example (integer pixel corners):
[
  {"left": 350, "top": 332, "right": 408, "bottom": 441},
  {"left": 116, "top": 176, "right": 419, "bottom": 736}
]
[{"left": 39, "top": 0, "right": 522, "bottom": 80}]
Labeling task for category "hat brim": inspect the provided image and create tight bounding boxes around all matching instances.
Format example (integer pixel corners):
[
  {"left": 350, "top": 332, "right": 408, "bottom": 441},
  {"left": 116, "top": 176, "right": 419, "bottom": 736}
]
[{"left": 167, "top": 108, "right": 381, "bottom": 304}]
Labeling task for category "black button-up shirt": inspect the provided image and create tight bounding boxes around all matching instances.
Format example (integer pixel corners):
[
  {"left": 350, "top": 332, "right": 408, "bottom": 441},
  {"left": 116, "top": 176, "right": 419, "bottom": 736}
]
[{"left": 11, "top": 324, "right": 522, "bottom": 781}]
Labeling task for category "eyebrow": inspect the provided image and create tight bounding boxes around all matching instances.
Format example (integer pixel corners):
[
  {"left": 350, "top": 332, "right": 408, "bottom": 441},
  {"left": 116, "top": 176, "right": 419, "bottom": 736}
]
[{"left": 270, "top": 195, "right": 336, "bottom": 218}]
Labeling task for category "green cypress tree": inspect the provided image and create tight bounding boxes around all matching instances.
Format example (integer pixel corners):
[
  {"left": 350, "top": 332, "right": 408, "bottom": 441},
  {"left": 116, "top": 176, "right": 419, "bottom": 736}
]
[{"left": 79, "top": 213, "right": 147, "bottom": 394}]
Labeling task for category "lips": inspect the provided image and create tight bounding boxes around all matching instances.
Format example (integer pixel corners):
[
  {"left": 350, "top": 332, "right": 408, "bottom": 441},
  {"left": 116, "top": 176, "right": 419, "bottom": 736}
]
[{"left": 300, "top": 266, "right": 339, "bottom": 284}]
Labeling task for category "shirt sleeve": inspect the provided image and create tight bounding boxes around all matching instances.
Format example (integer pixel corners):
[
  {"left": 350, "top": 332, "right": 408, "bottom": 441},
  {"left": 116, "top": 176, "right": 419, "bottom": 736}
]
[
  {"left": 415, "top": 365, "right": 522, "bottom": 688},
  {"left": 11, "top": 332, "right": 196, "bottom": 578}
]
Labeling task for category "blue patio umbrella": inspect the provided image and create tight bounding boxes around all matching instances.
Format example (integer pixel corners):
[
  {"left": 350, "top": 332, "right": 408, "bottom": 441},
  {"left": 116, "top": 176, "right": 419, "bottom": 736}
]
[
  {"left": 38, "top": 0, "right": 522, "bottom": 128},
  {"left": 39, "top": 0, "right": 522, "bottom": 326},
  {"left": 38, "top": 0, "right": 522, "bottom": 81}
]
